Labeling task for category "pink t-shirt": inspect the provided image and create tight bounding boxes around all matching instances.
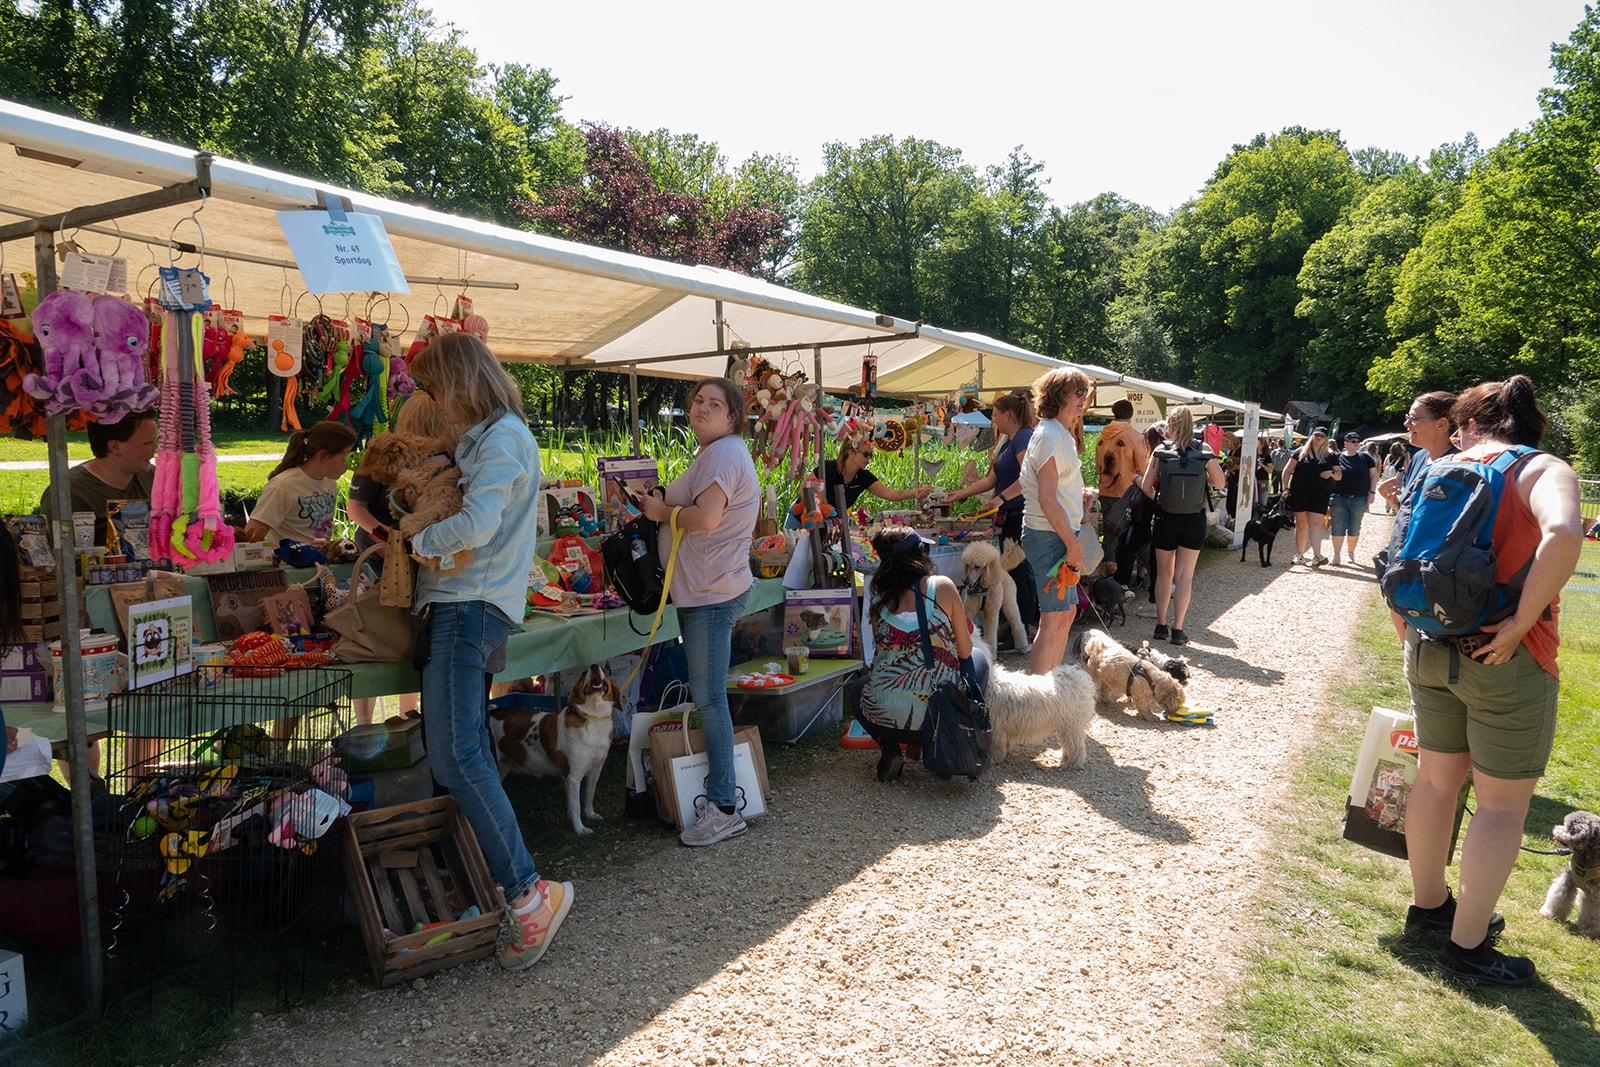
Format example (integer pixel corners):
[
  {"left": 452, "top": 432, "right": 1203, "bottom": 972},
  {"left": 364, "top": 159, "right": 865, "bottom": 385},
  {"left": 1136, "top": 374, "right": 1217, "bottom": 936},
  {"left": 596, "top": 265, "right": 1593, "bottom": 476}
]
[{"left": 659, "top": 435, "right": 759, "bottom": 607}]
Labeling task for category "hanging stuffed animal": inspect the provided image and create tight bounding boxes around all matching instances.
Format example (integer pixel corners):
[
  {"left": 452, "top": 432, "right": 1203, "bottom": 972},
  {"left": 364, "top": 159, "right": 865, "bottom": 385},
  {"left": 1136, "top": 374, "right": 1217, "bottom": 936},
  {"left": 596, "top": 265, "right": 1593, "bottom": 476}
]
[
  {"left": 89, "top": 295, "right": 161, "bottom": 421},
  {"left": 22, "top": 289, "right": 95, "bottom": 414}
]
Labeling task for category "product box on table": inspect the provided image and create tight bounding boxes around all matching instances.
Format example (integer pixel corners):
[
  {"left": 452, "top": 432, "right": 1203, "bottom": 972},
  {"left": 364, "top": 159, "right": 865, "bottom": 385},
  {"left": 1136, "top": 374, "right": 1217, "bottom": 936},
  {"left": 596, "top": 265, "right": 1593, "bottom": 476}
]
[
  {"left": 332, "top": 718, "right": 426, "bottom": 774},
  {"left": 0, "top": 670, "right": 50, "bottom": 704},
  {"left": 342, "top": 796, "right": 504, "bottom": 987},
  {"left": 0, "top": 948, "right": 25, "bottom": 1031},
  {"left": 0, "top": 642, "right": 44, "bottom": 673}
]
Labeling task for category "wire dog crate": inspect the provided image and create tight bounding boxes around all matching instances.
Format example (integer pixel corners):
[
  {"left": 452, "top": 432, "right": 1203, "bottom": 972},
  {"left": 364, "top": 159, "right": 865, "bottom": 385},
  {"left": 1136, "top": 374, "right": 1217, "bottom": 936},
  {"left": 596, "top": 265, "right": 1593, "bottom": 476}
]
[{"left": 101, "top": 667, "right": 355, "bottom": 1008}]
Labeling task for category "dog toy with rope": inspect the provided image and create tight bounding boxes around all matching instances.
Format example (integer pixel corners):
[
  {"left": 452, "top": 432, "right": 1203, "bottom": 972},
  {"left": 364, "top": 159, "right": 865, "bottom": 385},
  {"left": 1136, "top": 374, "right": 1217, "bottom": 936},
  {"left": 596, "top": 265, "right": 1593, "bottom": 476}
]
[
  {"left": 149, "top": 308, "right": 234, "bottom": 566},
  {"left": 1165, "top": 706, "right": 1215, "bottom": 726}
]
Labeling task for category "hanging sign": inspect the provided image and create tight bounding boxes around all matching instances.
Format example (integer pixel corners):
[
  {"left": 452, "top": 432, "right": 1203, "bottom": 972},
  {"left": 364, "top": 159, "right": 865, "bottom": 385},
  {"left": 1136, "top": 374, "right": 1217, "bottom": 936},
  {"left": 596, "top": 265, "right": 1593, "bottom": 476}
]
[
  {"left": 1233, "top": 403, "right": 1261, "bottom": 550},
  {"left": 1125, "top": 391, "right": 1163, "bottom": 433},
  {"left": 275, "top": 209, "right": 409, "bottom": 295}
]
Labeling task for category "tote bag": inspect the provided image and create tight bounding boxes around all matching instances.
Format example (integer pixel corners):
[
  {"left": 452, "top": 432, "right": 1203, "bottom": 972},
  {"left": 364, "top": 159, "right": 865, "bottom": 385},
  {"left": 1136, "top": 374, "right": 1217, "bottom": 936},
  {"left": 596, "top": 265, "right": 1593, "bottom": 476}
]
[{"left": 324, "top": 544, "right": 416, "bottom": 663}]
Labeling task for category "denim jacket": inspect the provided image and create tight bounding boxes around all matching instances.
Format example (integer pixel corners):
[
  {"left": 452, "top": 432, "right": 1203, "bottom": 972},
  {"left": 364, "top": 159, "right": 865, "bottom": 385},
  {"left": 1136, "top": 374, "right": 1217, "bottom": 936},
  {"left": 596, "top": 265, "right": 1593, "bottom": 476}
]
[{"left": 412, "top": 412, "right": 541, "bottom": 622}]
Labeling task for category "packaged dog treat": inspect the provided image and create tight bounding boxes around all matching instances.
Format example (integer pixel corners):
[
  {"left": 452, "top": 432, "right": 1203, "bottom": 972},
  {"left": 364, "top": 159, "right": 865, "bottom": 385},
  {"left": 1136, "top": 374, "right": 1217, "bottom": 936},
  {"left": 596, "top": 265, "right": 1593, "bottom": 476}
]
[{"left": 1343, "top": 705, "right": 1465, "bottom": 860}]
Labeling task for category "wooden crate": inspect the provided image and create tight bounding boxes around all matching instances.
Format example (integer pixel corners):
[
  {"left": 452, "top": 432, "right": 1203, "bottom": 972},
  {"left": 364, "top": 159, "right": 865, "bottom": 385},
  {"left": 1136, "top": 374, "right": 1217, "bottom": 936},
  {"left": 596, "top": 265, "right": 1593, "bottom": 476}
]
[
  {"left": 18, "top": 580, "right": 58, "bottom": 600},
  {"left": 21, "top": 620, "right": 60, "bottom": 642},
  {"left": 19, "top": 598, "right": 59, "bottom": 620},
  {"left": 342, "top": 796, "right": 504, "bottom": 987}
]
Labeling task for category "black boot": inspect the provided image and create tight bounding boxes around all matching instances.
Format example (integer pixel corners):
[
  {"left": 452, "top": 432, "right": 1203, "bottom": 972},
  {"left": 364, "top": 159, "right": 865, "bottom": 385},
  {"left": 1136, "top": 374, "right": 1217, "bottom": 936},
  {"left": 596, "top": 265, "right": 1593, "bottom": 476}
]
[{"left": 876, "top": 742, "right": 905, "bottom": 782}]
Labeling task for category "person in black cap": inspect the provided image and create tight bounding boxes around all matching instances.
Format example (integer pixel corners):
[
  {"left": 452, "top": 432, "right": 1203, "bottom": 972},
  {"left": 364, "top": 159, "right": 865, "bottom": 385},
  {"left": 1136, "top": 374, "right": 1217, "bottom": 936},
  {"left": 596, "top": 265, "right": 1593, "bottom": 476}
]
[
  {"left": 1329, "top": 431, "right": 1377, "bottom": 565},
  {"left": 1281, "top": 427, "right": 1341, "bottom": 566}
]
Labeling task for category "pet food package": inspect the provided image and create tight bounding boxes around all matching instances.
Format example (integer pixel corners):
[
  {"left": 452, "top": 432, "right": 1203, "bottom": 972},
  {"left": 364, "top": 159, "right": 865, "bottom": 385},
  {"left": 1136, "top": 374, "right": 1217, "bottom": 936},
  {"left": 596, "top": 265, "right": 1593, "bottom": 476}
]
[
  {"left": 1343, "top": 705, "right": 1420, "bottom": 859},
  {"left": 5, "top": 515, "right": 54, "bottom": 568},
  {"left": 597, "top": 456, "right": 659, "bottom": 532},
  {"left": 783, "top": 587, "right": 854, "bottom": 658}
]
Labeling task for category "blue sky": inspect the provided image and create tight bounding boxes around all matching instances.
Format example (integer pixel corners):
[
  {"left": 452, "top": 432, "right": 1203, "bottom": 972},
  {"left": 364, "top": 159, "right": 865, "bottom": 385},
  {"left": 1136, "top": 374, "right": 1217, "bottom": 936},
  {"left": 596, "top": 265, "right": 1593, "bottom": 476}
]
[{"left": 447, "top": 0, "right": 1590, "bottom": 213}]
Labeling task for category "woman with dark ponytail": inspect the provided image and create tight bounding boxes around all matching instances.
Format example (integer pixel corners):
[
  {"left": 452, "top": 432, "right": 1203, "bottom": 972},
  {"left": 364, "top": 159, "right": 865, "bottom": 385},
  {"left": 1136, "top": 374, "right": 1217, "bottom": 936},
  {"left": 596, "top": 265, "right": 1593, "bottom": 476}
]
[
  {"left": 1397, "top": 374, "right": 1582, "bottom": 987},
  {"left": 854, "top": 525, "right": 988, "bottom": 782},
  {"left": 244, "top": 421, "right": 357, "bottom": 544}
]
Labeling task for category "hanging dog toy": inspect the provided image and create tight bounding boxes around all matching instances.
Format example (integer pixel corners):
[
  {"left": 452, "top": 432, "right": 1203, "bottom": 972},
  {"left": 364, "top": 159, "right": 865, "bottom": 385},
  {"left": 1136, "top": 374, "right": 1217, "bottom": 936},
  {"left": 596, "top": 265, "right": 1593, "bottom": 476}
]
[{"left": 149, "top": 269, "right": 234, "bottom": 568}]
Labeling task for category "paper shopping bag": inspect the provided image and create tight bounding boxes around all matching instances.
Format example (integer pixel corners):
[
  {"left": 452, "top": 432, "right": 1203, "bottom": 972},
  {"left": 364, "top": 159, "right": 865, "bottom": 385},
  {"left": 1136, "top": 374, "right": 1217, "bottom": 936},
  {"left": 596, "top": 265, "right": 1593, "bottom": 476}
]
[
  {"left": 650, "top": 704, "right": 769, "bottom": 829},
  {"left": 1342, "top": 705, "right": 1468, "bottom": 860},
  {"left": 666, "top": 743, "right": 767, "bottom": 830}
]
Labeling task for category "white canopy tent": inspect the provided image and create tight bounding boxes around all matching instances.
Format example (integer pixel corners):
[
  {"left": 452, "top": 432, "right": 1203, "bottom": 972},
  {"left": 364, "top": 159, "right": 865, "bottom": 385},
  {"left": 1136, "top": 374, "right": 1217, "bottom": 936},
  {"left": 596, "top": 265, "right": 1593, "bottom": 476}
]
[{"left": 0, "top": 101, "right": 1090, "bottom": 397}]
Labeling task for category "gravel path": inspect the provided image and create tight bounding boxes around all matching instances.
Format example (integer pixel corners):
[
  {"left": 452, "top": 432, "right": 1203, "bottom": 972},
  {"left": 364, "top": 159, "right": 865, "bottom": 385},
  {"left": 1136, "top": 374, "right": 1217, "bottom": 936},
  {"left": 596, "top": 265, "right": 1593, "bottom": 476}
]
[{"left": 203, "top": 521, "right": 1390, "bottom": 1067}]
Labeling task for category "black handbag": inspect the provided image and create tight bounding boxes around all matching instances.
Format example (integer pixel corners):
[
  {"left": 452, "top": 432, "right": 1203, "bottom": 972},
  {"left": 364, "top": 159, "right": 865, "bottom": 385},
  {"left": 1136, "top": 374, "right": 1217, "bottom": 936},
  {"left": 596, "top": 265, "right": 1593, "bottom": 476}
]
[
  {"left": 1106, "top": 483, "right": 1148, "bottom": 542},
  {"left": 914, "top": 581, "right": 992, "bottom": 781}
]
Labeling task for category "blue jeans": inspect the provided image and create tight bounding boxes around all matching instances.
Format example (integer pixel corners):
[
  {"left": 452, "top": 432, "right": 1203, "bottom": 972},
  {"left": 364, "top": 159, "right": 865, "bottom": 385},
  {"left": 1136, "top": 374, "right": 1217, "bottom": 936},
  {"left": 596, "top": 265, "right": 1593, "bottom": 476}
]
[
  {"left": 676, "top": 588, "right": 750, "bottom": 808},
  {"left": 1329, "top": 496, "right": 1368, "bottom": 538},
  {"left": 421, "top": 600, "right": 538, "bottom": 899}
]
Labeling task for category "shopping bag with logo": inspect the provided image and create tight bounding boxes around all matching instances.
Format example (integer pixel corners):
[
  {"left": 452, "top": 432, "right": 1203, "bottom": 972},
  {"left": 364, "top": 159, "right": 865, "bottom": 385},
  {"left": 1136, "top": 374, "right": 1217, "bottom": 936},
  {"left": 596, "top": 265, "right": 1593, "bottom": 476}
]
[
  {"left": 649, "top": 700, "right": 769, "bottom": 830},
  {"left": 1342, "top": 705, "right": 1468, "bottom": 859}
]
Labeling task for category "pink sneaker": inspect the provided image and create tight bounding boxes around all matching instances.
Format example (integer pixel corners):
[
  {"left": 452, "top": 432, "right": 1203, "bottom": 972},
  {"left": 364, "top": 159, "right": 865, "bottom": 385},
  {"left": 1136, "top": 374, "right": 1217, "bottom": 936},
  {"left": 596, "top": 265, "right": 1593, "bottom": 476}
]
[{"left": 499, "top": 879, "right": 573, "bottom": 971}]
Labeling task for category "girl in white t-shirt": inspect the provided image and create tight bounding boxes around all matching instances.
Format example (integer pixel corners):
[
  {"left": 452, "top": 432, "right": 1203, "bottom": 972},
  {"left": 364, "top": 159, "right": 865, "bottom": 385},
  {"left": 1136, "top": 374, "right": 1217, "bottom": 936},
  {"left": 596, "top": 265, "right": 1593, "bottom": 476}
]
[{"left": 245, "top": 421, "right": 357, "bottom": 545}]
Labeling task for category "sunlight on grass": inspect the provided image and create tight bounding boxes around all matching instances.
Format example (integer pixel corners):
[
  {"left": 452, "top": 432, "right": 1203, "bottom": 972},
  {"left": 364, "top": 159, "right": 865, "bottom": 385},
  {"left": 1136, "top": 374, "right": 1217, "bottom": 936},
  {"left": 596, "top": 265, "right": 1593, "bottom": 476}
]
[{"left": 1223, "top": 602, "right": 1600, "bottom": 1067}]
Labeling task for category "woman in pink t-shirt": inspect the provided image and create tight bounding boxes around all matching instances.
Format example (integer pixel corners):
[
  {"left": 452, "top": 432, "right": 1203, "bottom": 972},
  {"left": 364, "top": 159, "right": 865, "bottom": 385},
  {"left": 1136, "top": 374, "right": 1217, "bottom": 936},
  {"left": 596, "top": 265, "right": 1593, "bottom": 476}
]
[{"left": 641, "top": 378, "right": 760, "bottom": 848}]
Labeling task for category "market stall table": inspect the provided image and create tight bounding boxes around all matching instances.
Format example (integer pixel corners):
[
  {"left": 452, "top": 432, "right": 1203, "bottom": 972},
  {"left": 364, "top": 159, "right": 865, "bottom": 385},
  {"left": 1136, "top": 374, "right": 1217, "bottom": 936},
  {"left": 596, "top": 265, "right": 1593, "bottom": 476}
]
[{"left": 13, "top": 576, "right": 787, "bottom": 745}]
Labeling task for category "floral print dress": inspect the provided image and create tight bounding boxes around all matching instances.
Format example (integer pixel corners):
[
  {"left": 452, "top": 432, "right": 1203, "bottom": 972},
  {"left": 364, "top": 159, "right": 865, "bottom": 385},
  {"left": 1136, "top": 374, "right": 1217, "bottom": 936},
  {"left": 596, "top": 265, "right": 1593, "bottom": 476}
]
[{"left": 860, "top": 581, "right": 961, "bottom": 734}]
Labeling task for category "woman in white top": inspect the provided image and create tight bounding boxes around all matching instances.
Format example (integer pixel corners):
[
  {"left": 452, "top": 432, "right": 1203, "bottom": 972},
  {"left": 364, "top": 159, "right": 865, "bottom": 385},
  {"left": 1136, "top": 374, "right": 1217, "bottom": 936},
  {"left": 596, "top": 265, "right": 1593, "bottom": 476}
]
[{"left": 1017, "top": 367, "right": 1093, "bottom": 675}]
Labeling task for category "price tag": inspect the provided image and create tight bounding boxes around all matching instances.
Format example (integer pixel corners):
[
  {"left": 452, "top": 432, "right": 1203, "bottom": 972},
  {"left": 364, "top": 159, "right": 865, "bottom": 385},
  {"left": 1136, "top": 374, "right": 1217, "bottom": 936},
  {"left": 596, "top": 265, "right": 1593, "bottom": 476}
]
[
  {"left": 158, "top": 267, "right": 210, "bottom": 311},
  {"left": 57, "top": 252, "right": 127, "bottom": 294},
  {"left": 266, "top": 316, "right": 304, "bottom": 377},
  {"left": 0, "top": 275, "right": 21, "bottom": 318}
]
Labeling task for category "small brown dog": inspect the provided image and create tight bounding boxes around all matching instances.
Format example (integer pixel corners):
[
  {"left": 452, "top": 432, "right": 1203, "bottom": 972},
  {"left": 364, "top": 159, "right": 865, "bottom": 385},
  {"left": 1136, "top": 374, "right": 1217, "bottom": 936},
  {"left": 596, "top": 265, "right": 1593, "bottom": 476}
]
[
  {"left": 1539, "top": 810, "right": 1600, "bottom": 937},
  {"left": 356, "top": 431, "right": 470, "bottom": 570}
]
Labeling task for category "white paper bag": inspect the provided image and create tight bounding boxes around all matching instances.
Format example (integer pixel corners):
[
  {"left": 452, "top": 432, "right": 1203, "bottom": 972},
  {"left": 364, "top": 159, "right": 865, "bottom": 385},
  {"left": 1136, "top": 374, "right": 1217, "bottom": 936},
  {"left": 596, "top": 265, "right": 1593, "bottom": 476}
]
[
  {"left": 668, "top": 742, "right": 767, "bottom": 827},
  {"left": 1342, "top": 705, "right": 1419, "bottom": 859}
]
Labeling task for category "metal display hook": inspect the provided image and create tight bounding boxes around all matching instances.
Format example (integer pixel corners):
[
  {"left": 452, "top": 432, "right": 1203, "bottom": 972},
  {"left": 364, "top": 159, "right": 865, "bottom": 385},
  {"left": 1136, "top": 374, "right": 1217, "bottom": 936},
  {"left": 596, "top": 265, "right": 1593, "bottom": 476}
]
[{"left": 168, "top": 189, "right": 208, "bottom": 268}]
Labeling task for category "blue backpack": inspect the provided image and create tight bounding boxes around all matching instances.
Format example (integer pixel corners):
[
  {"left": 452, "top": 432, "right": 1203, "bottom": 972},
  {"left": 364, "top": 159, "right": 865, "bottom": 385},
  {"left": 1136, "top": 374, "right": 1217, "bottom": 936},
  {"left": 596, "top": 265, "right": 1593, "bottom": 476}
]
[{"left": 1374, "top": 446, "right": 1537, "bottom": 635}]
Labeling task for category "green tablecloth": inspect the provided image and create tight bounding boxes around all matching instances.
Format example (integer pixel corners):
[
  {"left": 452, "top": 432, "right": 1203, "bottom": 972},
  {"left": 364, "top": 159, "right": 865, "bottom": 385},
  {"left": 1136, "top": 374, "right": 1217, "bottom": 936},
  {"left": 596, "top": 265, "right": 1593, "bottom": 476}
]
[{"left": 13, "top": 577, "right": 787, "bottom": 743}]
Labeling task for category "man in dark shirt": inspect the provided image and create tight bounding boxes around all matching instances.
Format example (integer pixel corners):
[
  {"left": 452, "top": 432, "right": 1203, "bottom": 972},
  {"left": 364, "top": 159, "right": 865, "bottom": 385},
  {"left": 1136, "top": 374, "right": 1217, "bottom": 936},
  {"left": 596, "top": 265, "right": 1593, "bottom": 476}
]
[
  {"left": 1329, "top": 431, "right": 1377, "bottom": 566},
  {"left": 39, "top": 410, "right": 157, "bottom": 547}
]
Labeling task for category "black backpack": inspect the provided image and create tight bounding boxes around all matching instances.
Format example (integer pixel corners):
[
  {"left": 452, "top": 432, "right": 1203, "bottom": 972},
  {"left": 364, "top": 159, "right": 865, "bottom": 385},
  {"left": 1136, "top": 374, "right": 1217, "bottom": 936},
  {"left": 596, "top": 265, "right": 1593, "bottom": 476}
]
[
  {"left": 1154, "top": 446, "right": 1210, "bottom": 515},
  {"left": 601, "top": 514, "right": 666, "bottom": 628}
]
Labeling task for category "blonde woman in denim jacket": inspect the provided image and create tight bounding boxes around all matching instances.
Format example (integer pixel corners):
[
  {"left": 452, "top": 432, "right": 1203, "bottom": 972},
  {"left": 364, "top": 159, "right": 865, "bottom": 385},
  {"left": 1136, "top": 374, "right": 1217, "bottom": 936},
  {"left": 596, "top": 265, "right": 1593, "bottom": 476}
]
[{"left": 410, "top": 333, "right": 572, "bottom": 972}]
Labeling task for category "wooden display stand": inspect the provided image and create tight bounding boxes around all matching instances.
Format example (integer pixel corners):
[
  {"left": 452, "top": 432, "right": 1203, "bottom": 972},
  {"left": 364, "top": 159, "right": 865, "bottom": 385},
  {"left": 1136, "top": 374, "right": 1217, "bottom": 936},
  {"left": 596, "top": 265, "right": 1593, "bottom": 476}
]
[{"left": 343, "top": 797, "right": 504, "bottom": 987}]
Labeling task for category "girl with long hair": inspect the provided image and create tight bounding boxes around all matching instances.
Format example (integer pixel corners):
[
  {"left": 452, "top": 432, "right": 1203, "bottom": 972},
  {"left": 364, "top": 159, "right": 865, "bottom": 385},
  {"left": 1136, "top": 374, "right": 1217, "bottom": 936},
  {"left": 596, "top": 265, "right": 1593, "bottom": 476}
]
[
  {"left": 1280, "top": 426, "right": 1341, "bottom": 566},
  {"left": 243, "top": 420, "right": 357, "bottom": 544},
  {"left": 640, "top": 377, "right": 762, "bottom": 844}
]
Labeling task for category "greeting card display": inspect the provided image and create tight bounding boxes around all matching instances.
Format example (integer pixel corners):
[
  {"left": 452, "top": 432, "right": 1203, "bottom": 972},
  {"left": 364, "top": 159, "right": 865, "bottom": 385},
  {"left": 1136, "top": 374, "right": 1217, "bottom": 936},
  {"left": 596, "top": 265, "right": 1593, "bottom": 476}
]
[{"left": 128, "top": 595, "right": 194, "bottom": 689}]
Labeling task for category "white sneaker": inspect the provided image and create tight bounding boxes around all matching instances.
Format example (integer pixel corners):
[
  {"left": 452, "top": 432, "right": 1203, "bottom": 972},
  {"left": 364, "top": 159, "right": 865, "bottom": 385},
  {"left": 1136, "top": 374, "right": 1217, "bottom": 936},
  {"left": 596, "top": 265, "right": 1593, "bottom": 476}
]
[
  {"left": 1291, "top": 554, "right": 1307, "bottom": 566},
  {"left": 680, "top": 803, "right": 747, "bottom": 847}
]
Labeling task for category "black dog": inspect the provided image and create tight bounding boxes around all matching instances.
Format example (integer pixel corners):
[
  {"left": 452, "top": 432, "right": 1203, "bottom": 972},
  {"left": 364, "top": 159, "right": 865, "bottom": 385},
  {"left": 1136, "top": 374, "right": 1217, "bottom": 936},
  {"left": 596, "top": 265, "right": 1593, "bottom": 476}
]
[
  {"left": 1085, "top": 575, "right": 1126, "bottom": 628},
  {"left": 1241, "top": 498, "right": 1294, "bottom": 567}
]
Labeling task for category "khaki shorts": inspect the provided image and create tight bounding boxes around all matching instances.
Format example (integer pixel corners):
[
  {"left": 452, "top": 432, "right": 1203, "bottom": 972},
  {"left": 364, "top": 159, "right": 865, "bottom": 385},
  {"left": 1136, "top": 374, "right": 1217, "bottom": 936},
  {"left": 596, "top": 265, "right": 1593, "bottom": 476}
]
[{"left": 1405, "top": 628, "right": 1558, "bottom": 780}]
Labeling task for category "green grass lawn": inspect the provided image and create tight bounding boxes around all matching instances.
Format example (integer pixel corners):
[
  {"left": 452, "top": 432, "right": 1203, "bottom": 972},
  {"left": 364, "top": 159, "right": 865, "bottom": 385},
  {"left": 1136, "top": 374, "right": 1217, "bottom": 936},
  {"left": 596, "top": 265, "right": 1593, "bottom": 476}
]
[{"left": 1223, "top": 608, "right": 1600, "bottom": 1067}]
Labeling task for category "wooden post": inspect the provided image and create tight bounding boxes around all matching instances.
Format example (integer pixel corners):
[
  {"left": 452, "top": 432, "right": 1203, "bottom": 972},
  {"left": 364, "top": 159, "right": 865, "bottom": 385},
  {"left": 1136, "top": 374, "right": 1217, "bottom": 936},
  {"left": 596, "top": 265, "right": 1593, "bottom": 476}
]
[{"left": 628, "top": 364, "right": 641, "bottom": 456}]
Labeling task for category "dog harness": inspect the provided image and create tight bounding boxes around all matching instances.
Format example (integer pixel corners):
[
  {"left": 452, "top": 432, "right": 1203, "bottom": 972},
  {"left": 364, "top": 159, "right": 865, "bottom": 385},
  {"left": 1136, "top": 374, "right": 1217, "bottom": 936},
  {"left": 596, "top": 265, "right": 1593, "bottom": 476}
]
[
  {"left": 1125, "top": 660, "right": 1158, "bottom": 700},
  {"left": 1572, "top": 857, "right": 1599, "bottom": 891}
]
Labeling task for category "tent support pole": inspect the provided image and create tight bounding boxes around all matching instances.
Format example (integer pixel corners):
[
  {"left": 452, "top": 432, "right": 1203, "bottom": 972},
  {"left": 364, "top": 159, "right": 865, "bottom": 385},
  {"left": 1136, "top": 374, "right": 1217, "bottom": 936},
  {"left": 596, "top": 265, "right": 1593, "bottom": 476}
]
[
  {"left": 36, "top": 224, "right": 104, "bottom": 1015},
  {"left": 814, "top": 346, "right": 825, "bottom": 482},
  {"left": 629, "top": 364, "right": 641, "bottom": 456},
  {"left": 715, "top": 300, "right": 725, "bottom": 367}
]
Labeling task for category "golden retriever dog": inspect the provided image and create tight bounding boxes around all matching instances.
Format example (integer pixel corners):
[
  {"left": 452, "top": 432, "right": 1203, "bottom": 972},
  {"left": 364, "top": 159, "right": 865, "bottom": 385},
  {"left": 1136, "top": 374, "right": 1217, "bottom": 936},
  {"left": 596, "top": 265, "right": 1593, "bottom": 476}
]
[{"left": 961, "top": 539, "right": 1030, "bottom": 653}]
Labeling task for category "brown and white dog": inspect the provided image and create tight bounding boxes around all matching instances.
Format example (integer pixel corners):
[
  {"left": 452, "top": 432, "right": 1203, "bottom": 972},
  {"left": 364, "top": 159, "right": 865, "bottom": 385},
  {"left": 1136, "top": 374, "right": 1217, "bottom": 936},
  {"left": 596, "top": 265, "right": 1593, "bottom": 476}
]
[{"left": 487, "top": 665, "right": 618, "bottom": 834}]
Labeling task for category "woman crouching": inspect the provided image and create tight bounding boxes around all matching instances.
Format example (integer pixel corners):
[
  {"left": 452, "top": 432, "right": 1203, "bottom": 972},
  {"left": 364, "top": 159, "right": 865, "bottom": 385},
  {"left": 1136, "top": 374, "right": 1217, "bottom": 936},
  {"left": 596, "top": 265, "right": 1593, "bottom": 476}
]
[{"left": 853, "top": 525, "right": 990, "bottom": 781}]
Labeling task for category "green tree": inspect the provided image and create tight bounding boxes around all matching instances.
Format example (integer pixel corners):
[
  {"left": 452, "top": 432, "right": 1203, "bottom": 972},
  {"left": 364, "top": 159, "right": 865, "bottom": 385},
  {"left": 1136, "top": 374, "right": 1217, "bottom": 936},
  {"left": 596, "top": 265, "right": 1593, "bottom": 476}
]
[
  {"left": 794, "top": 134, "right": 979, "bottom": 322},
  {"left": 1025, "top": 192, "right": 1159, "bottom": 364},
  {"left": 1146, "top": 127, "right": 1365, "bottom": 408}
]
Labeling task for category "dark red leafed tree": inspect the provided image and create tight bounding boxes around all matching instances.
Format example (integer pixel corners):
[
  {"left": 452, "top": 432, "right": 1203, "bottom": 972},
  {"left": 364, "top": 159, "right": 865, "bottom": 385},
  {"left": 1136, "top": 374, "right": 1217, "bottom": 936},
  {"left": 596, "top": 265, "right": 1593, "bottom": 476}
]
[{"left": 515, "top": 123, "right": 791, "bottom": 279}]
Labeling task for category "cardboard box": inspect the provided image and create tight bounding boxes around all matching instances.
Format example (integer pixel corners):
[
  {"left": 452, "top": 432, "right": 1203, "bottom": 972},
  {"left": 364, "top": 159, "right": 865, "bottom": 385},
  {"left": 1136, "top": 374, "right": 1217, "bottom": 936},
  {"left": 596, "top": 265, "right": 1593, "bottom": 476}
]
[
  {"left": 342, "top": 797, "right": 503, "bottom": 987},
  {"left": 233, "top": 541, "right": 276, "bottom": 569},
  {"left": 332, "top": 719, "right": 426, "bottom": 773},
  {"left": 0, "top": 670, "right": 50, "bottom": 704},
  {"left": 0, "top": 642, "right": 43, "bottom": 673},
  {"left": 0, "top": 948, "right": 26, "bottom": 1032}
]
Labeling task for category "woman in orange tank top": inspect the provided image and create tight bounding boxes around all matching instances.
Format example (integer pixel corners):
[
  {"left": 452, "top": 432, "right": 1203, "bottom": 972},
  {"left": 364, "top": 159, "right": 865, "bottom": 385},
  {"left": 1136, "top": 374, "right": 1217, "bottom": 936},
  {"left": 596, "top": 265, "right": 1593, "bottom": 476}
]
[{"left": 1399, "top": 375, "right": 1583, "bottom": 987}]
